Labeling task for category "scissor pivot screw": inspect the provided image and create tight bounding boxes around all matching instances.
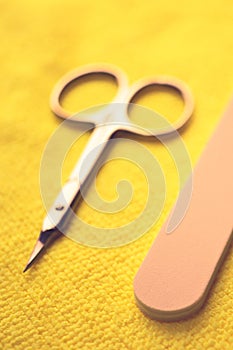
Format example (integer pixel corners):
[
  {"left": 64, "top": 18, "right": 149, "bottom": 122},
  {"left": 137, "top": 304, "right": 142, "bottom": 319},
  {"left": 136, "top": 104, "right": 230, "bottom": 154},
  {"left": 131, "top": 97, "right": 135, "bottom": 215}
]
[{"left": 55, "top": 204, "right": 65, "bottom": 211}]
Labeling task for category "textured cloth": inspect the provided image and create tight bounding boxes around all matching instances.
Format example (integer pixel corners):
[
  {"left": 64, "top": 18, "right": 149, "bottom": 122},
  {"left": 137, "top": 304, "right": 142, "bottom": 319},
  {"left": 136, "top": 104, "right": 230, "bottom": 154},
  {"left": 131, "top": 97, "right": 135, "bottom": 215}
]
[{"left": 0, "top": 1, "right": 233, "bottom": 349}]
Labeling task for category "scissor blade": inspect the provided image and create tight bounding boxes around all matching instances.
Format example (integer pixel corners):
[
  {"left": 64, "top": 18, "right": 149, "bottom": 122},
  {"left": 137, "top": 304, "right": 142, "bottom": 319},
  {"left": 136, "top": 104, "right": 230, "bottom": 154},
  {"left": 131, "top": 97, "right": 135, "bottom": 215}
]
[
  {"left": 23, "top": 239, "right": 45, "bottom": 272},
  {"left": 24, "top": 228, "right": 62, "bottom": 272}
]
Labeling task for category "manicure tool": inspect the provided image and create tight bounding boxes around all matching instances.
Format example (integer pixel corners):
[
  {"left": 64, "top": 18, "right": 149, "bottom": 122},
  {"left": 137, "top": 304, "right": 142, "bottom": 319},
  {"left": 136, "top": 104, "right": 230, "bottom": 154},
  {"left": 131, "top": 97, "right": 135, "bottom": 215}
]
[
  {"left": 134, "top": 96, "right": 233, "bottom": 321},
  {"left": 24, "top": 63, "right": 194, "bottom": 272}
]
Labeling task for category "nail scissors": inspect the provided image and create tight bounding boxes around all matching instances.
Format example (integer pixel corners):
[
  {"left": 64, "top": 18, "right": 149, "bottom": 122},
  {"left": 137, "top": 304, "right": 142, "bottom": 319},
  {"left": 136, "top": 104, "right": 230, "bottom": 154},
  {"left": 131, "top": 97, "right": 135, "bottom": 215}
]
[{"left": 24, "top": 63, "right": 194, "bottom": 271}]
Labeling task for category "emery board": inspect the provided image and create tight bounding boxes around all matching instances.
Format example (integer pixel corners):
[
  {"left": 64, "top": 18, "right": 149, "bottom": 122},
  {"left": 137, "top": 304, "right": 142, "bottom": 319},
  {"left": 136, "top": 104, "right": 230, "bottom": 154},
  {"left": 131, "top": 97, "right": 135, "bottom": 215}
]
[{"left": 134, "top": 97, "right": 233, "bottom": 321}]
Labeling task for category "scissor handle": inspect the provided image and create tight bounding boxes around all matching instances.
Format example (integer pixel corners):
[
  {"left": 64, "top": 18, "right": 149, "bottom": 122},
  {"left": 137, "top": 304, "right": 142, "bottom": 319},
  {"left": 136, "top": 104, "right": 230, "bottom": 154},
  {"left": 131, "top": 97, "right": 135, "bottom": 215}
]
[
  {"left": 123, "top": 76, "right": 194, "bottom": 136},
  {"left": 50, "top": 63, "right": 128, "bottom": 124}
]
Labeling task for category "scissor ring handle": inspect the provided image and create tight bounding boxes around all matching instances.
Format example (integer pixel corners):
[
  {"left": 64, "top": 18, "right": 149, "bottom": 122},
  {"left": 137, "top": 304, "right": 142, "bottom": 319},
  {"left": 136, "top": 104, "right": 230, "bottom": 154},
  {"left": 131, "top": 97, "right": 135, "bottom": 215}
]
[
  {"left": 50, "top": 63, "right": 128, "bottom": 122},
  {"left": 126, "top": 76, "right": 194, "bottom": 136}
]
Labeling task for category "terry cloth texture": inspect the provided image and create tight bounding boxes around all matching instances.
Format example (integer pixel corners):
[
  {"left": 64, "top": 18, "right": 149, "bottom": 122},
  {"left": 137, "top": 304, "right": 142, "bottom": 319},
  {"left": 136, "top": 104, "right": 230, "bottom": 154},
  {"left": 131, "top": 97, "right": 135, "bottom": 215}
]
[{"left": 0, "top": 1, "right": 233, "bottom": 349}]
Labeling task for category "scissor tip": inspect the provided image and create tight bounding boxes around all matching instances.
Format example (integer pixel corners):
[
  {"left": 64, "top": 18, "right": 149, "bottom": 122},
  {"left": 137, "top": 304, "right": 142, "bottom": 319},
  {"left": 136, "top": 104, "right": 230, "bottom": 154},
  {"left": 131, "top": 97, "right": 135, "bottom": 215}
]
[
  {"left": 23, "top": 240, "right": 45, "bottom": 272},
  {"left": 23, "top": 264, "right": 30, "bottom": 273}
]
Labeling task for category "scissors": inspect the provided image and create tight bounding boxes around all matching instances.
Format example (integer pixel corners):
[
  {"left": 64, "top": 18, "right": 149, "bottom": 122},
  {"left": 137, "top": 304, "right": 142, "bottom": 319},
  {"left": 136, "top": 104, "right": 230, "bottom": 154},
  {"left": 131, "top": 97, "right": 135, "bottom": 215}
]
[{"left": 24, "top": 63, "right": 194, "bottom": 272}]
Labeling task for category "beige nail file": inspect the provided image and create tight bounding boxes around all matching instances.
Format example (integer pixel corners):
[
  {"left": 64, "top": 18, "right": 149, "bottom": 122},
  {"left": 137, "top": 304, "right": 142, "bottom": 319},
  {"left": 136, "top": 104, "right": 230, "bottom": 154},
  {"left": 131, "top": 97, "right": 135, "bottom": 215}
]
[{"left": 134, "top": 97, "right": 233, "bottom": 321}]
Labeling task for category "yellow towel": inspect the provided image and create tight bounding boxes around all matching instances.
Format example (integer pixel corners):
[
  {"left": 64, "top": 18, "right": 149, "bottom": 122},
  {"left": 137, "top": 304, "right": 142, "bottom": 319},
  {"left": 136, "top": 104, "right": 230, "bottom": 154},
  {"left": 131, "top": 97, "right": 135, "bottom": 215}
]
[{"left": 1, "top": 1, "right": 232, "bottom": 349}]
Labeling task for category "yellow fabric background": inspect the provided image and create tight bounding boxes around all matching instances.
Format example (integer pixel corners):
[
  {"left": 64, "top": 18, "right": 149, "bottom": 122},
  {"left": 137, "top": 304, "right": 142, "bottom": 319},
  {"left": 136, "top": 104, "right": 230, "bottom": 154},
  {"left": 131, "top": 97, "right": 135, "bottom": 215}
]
[{"left": 1, "top": 0, "right": 233, "bottom": 349}]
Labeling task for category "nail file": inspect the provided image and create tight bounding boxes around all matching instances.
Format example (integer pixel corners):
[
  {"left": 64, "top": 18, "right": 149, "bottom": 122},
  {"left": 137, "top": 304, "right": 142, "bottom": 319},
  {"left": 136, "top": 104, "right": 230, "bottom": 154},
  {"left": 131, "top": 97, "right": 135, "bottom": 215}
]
[{"left": 134, "top": 97, "right": 233, "bottom": 321}]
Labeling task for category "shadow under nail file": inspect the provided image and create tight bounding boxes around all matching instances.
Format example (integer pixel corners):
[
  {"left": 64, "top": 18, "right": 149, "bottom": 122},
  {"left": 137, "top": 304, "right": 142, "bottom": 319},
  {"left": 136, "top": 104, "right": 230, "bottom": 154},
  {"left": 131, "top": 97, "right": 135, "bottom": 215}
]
[{"left": 134, "top": 97, "right": 233, "bottom": 322}]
